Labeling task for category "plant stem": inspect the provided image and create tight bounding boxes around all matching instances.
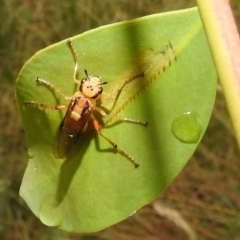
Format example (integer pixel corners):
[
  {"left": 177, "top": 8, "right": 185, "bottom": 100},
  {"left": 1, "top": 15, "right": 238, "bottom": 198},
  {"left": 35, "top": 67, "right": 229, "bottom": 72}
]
[{"left": 196, "top": 0, "right": 240, "bottom": 147}]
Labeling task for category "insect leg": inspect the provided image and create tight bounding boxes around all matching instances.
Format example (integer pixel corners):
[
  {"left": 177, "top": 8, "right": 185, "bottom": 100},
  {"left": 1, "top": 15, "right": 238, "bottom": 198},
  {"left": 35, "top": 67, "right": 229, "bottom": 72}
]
[
  {"left": 92, "top": 117, "right": 139, "bottom": 168},
  {"left": 116, "top": 116, "right": 148, "bottom": 127},
  {"left": 98, "top": 131, "right": 139, "bottom": 168},
  {"left": 25, "top": 100, "right": 67, "bottom": 110},
  {"left": 94, "top": 106, "right": 107, "bottom": 116},
  {"left": 103, "top": 112, "right": 148, "bottom": 128},
  {"left": 67, "top": 39, "right": 81, "bottom": 85},
  {"left": 36, "top": 77, "right": 72, "bottom": 100},
  {"left": 108, "top": 72, "right": 145, "bottom": 112},
  {"left": 120, "top": 72, "right": 145, "bottom": 89}
]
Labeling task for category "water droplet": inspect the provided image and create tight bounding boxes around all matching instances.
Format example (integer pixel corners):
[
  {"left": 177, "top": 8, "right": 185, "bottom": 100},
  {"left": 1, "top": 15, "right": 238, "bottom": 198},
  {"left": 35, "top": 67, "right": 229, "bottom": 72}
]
[{"left": 171, "top": 111, "right": 202, "bottom": 144}]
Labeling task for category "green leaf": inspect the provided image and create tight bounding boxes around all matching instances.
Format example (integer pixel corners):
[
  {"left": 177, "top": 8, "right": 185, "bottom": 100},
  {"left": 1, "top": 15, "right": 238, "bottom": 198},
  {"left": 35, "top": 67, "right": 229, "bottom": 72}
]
[{"left": 16, "top": 7, "right": 217, "bottom": 233}]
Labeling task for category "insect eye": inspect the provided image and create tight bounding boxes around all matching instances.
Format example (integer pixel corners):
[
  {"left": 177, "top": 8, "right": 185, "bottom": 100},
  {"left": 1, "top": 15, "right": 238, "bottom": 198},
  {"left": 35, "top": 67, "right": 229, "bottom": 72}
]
[
  {"left": 98, "top": 87, "right": 103, "bottom": 95},
  {"left": 81, "top": 78, "right": 87, "bottom": 84},
  {"left": 79, "top": 78, "right": 87, "bottom": 92}
]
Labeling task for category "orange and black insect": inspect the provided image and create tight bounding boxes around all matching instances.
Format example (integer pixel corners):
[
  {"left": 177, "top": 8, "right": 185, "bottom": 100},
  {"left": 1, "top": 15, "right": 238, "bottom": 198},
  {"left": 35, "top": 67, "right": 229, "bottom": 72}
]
[
  {"left": 55, "top": 70, "right": 107, "bottom": 158},
  {"left": 25, "top": 39, "right": 147, "bottom": 168}
]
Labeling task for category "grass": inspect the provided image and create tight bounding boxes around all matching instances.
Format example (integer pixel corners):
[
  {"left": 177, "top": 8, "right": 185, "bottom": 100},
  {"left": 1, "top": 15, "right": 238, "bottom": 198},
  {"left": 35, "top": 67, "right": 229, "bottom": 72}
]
[{"left": 0, "top": 0, "right": 240, "bottom": 239}]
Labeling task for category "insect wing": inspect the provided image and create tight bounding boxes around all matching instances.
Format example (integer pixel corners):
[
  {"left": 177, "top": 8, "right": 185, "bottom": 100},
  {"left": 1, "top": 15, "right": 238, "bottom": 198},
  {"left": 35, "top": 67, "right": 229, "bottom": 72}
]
[{"left": 56, "top": 97, "right": 91, "bottom": 158}]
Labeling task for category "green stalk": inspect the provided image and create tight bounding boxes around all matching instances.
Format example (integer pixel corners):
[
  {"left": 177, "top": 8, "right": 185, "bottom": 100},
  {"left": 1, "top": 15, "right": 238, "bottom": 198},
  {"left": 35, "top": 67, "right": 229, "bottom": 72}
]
[{"left": 196, "top": 0, "right": 240, "bottom": 147}]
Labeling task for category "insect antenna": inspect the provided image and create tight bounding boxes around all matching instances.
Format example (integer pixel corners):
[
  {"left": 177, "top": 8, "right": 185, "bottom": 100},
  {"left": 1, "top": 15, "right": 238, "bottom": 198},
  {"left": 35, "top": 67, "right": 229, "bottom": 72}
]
[
  {"left": 100, "top": 81, "right": 108, "bottom": 85},
  {"left": 67, "top": 39, "right": 80, "bottom": 84},
  {"left": 84, "top": 69, "right": 108, "bottom": 85},
  {"left": 84, "top": 69, "right": 89, "bottom": 79}
]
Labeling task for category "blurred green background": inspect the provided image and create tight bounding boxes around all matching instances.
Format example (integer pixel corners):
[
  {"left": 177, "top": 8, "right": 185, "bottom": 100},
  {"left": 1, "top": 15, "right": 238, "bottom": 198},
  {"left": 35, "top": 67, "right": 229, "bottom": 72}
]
[{"left": 1, "top": 0, "right": 240, "bottom": 239}]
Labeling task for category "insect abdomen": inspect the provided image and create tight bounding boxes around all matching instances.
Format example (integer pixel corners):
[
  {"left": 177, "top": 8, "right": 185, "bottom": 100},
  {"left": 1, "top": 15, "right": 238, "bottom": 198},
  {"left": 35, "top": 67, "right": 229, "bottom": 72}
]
[{"left": 56, "top": 97, "right": 92, "bottom": 158}]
